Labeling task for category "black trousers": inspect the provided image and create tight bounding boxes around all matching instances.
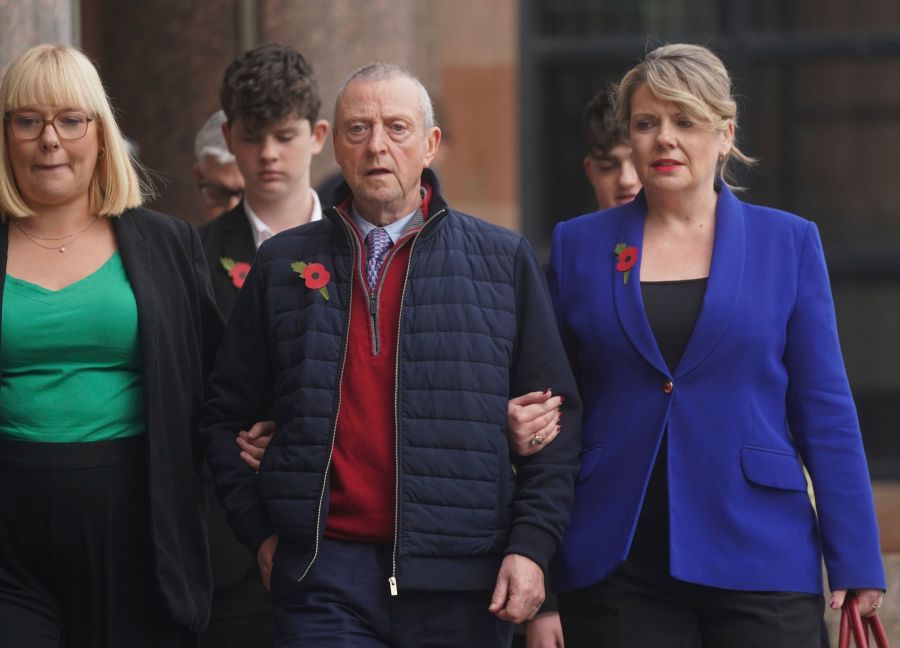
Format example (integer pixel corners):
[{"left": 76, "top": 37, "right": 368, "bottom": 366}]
[
  {"left": 0, "top": 436, "right": 196, "bottom": 648},
  {"left": 200, "top": 482, "right": 272, "bottom": 648},
  {"left": 200, "top": 567, "right": 273, "bottom": 648},
  {"left": 558, "top": 558, "right": 827, "bottom": 648}
]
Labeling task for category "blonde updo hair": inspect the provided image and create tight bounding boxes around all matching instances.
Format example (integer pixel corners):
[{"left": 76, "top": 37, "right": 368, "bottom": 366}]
[
  {"left": 0, "top": 44, "right": 148, "bottom": 219},
  {"left": 614, "top": 43, "right": 755, "bottom": 189}
]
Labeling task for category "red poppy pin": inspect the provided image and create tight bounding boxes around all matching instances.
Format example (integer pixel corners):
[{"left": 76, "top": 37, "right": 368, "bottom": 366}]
[
  {"left": 220, "top": 257, "right": 251, "bottom": 289},
  {"left": 291, "top": 261, "right": 331, "bottom": 300},
  {"left": 614, "top": 243, "right": 639, "bottom": 284}
]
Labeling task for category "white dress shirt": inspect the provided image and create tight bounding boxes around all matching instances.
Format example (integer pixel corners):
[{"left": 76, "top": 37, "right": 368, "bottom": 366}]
[{"left": 244, "top": 189, "right": 323, "bottom": 250}]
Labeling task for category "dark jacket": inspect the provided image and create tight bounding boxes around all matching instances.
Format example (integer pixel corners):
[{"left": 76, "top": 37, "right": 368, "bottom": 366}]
[
  {"left": 198, "top": 203, "right": 266, "bottom": 591},
  {"left": 199, "top": 202, "right": 256, "bottom": 319},
  {"left": 0, "top": 209, "right": 224, "bottom": 632},
  {"left": 203, "top": 171, "right": 581, "bottom": 593}
]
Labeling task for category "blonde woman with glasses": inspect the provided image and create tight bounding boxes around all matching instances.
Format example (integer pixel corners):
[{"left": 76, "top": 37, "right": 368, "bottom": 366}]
[{"left": 0, "top": 45, "right": 222, "bottom": 646}]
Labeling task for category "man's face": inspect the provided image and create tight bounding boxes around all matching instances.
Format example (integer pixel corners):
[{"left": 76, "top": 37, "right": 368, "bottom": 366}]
[
  {"left": 333, "top": 77, "right": 440, "bottom": 224},
  {"left": 583, "top": 143, "right": 641, "bottom": 210},
  {"left": 194, "top": 155, "right": 245, "bottom": 221},
  {"left": 223, "top": 113, "right": 328, "bottom": 205}
]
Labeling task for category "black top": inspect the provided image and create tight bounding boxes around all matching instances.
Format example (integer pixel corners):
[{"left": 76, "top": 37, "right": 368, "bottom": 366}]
[
  {"left": 641, "top": 278, "right": 708, "bottom": 374},
  {"left": 628, "top": 278, "right": 707, "bottom": 571}
]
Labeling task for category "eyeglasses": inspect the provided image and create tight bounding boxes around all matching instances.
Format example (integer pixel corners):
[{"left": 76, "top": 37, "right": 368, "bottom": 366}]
[
  {"left": 198, "top": 183, "right": 244, "bottom": 207},
  {"left": 5, "top": 111, "right": 95, "bottom": 141}
]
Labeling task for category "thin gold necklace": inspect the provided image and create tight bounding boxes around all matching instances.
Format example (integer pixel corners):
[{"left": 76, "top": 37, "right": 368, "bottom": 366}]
[{"left": 13, "top": 215, "right": 100, "bottom": 253}]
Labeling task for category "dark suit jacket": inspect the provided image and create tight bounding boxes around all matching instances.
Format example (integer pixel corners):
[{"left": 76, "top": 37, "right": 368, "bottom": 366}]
[
  {"left": 0, "top": 209, "right": 224, "bottom": 633},
  {"left": 200, "top": 202, "right": 256, "bottom": 319},
  {"left": 197, "top": 202, "right": 263, "bottom": 591}
]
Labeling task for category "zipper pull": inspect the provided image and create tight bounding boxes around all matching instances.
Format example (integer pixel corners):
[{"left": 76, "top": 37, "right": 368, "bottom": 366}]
[{"left": 388, "top": 576, "right": 398, "bottom": 596}]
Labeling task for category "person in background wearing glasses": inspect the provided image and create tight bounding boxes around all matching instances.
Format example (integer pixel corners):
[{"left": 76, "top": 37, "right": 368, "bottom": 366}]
[
  {"left": 200, "top": 44, "right": 329, "bottom": 319},
  {"left": 0, "top": 44, "right": 222, "bottom": 646},
  {"left": 194, "top": 110, "right": 245, "bottom": 223}
]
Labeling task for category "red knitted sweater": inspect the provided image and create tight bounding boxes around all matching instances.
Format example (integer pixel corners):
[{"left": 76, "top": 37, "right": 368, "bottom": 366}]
[{"left": 325, "top": 189, "right": 431, "bottom": 542}]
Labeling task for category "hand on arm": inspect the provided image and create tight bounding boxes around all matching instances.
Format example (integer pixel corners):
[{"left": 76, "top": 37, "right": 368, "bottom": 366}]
[
  {"left": 236, "top": 420, "right": 276, "bottom": 470},
  {"left": 202, "top": 256, "right": 276, "bottom": 550},
  {"left": 488, "top": 553, "right": 546, "bottom": 623},
  {"left": 507, "top": 390, "right": 563, "bottom": 457}
]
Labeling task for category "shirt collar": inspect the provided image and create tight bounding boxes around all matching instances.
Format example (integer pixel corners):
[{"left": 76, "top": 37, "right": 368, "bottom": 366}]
[
  {"left": 349, "top": 187, "right": 426, "bottom": 245},
  {"left": 244, "top": 189, "right": 323, "bottom": 250}
]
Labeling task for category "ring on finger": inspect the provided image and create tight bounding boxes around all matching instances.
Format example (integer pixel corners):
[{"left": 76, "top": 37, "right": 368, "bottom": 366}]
[{"left": 531, "top": 434, "right": 544, "bottom": 447}]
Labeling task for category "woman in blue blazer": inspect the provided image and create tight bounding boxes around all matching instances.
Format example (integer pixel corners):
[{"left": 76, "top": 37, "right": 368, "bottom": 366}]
[{"left": 545, "top": 44, "right": 885, "bottom": 647}]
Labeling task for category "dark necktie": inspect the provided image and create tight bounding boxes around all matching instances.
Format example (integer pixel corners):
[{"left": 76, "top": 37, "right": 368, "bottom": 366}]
[{"left": 365, "top": 227, "right": 393, "bottom": 292}]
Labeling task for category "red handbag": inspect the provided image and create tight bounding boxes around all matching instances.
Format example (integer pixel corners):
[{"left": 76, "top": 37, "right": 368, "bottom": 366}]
[{"left": 839, "top": 592, "right": 891, "bottom": 648}]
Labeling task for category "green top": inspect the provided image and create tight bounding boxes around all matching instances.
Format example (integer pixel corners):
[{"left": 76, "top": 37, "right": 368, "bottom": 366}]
[{"left": 0, "top": 251, "right": 144, "bottom": 442}]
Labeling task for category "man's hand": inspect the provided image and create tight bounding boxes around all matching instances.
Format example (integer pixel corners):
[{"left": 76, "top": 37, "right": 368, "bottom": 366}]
[
  {"left": 507, "top": 390, "right": 563, "bottom": 457},
  {"left": 488, "top": 553, "right": 545, "bottom": 623},
  {"left": 236, "top": 420, "right": 275, "bottom": 470},
  {"left": 526, "top": 612, "right": 565, "bottom": 648},
  {"left": 257, "top": 534, "right": 279, "bottom": 590}
]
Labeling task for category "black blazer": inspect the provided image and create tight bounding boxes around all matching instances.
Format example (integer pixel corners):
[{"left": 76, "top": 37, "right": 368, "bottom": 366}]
[
  {"left": 198, "top": 202, "right": 262, "bottom": 590},
  {"left": 199, "top": 202, "right": 256, "bottom": 319},
  {"left": 0, "top": 208, "right": 224, "bottom": 633}
]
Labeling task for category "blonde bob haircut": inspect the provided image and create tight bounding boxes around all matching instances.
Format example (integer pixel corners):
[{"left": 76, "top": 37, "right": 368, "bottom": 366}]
[
  {"left": 614, "top": 43, "right": 756, "bottom": 190},
  {"left": 0, "top": 44, "right": 146, "bottom": 219}
]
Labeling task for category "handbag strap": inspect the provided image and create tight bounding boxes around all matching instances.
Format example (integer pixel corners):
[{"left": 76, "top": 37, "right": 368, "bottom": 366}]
[
  {"left": 839, "top": 593, "right": 892, "bottom": 648},
  {"left": 868, "top": 613, "right": 890, "bottom": 648}
]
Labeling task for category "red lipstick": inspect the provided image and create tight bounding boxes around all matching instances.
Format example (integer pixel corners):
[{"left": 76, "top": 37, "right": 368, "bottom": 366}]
[{"left": 652, "top": 158, "right": 682, "bottom": 172}]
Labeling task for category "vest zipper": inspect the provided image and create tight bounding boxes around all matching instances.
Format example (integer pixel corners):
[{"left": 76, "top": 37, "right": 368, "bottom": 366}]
[
  {"left": 389, "top": 208, "right": 446, "bottom": 596},
  {"left": 294, "top": 211, "right": 357, "bottom": 584}
]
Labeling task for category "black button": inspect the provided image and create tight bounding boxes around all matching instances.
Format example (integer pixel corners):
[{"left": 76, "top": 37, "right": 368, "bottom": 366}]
[{"left": 662, "top": 380, "right": 674, "bottom": 394}]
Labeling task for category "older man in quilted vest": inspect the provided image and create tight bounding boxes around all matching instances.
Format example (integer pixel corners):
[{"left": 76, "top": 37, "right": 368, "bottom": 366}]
[{"left": 203, "top": 63, "right": 581, "bottom": 648}]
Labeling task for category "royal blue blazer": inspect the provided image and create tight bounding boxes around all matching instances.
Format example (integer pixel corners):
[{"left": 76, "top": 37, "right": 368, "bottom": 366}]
[{"left": 548, "top": 185, "right": 885, "bottom": 595}]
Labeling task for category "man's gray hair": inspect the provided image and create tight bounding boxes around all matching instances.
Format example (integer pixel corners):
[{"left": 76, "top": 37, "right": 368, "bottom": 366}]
[
  {"left": 334, "top": 63, "right": 436, "bottom": 130},
  {"left": 194, "top": 110, "right": 235, "bottom": 165}
]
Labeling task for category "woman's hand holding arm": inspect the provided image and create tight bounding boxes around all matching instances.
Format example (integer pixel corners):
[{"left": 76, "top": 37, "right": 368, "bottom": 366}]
[
  {"left": 507, "top": 390, "right": 563, "bottom": 457},
  {"left": 236, "top": 420, "right": 275, "bottom": 471}
]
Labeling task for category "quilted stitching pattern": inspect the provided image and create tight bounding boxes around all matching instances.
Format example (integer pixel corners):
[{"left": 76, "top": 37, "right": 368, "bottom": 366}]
[{"left": 255, "top": 209, "right": 524, "bottom": 558}]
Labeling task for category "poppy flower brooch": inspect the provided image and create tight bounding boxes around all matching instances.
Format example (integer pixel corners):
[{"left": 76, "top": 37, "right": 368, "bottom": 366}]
[
  {"left": 220, "top": 257, "right": 251, "bottom": 289},
  {"left": 614, "top": 243, "right": 639, "bottom": 284},
  {"left": 291, "top": 261, "right": 331, "bottom": 300}
]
